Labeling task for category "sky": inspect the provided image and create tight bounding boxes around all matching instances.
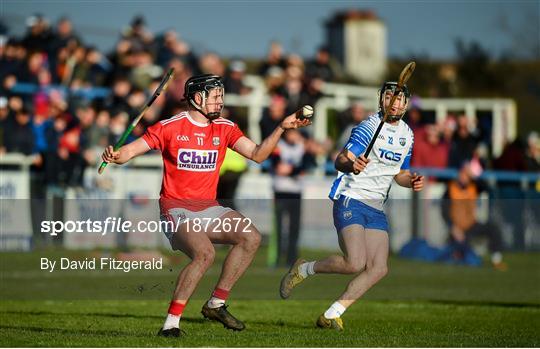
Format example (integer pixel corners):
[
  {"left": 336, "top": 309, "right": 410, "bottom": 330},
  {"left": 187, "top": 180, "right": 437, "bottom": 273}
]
[{"left": 2, "top": 0, "right": 539, "bottom": 60}]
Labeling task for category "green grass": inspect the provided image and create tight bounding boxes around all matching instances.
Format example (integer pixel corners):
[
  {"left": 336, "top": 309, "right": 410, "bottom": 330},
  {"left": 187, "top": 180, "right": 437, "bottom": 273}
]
[{"left": 1, "top": 249, "right": 539, "bottom": 347}]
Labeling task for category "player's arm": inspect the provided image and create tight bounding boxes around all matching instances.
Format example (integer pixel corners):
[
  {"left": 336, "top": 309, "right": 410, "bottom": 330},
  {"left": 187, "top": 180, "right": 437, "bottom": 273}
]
[
  {"left": 394, "top": 169, "right": 424, "bottom": 191},
  {"left": 335, "top": 149, "right": 369, "bottom": 174},
  {"left": 101, "top": 138, "right": 151, "bottom": 165},
  {"left": 335, "top": 120, "right": 375, "bottom": 174},
  {"left": 233, "top": 126, "right": 283, "bottom": 164},
  {"left": 232, "top": 111, "right": 311, "bottom": 163}
]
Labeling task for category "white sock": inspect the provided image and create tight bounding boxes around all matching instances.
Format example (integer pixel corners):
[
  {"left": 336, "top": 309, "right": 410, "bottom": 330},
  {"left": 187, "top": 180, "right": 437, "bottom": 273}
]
[
  {"left": 324, "top": 301, "right": 346, "bottom": 319},
  {"left": 491, "top": 252, "right": 503, "bottom": 264},
  {"left": 298, "top": 261, "right": 316, "bottom": 278},
  {"left": 162, "top": 314, "right": 181, "bottom": 330},
  {"left": 207, "top": 296, "right": 225, "bottom": 309}
]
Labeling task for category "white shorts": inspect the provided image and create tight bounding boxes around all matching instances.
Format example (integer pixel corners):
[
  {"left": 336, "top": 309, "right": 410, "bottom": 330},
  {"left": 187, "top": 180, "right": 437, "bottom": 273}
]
[{"left": 160, "top": 205, "right": 233, "bottom": 245}]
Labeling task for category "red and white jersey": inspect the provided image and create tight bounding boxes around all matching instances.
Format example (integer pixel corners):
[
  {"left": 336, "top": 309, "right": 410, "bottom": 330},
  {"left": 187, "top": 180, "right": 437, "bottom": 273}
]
[{"left": 141, "top": 111, "right": 244, "bottom": 209}]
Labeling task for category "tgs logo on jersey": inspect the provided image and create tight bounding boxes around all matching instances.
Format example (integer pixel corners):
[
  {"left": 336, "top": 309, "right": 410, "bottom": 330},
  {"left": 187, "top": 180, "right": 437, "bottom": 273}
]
[
  {"left": 177, "top": 149, "right": 218, "bottom": 171},
  {"left": 379, "top": 148, "right": 402, "bottom": 162}
]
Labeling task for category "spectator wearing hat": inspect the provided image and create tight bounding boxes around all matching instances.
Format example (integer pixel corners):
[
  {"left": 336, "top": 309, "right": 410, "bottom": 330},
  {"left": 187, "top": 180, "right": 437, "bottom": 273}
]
[
  {"left": 22, "top": 14, "right": 53, "bottom": 52},
  {"left": 224, "top": 60, "right": 250, "bottom": 95},
  {"left": 122, "top": 15, "right": 154, "bottom": 52},
  {"left": 258, "top": 41, "right": 287, "bottom": 76}
]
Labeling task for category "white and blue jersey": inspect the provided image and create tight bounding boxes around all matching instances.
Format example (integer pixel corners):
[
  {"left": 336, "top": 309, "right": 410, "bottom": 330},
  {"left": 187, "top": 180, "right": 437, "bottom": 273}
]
[{"left": 329, "top": 112, "right": 414, "bottom": 231}]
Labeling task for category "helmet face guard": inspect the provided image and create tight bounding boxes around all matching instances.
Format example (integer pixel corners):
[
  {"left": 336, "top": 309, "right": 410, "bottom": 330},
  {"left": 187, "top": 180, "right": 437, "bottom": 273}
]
[
  {"left": 378, "top": 81, "right": 410, "bottom": 122},
  {"left": 184, "top": 74, "right": 225, "bottom": 120}
]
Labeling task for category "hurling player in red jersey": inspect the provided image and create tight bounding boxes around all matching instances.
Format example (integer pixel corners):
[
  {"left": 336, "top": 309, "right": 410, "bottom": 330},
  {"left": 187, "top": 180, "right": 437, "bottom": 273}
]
[{"left": 101, "top": 74, "right": 311, "bottom": 337}]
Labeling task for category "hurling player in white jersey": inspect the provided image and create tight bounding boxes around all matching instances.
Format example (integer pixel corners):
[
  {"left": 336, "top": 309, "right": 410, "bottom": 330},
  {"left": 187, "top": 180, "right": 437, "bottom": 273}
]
[{"left": 280, "top": 81, "right": 424, "bottom": 330}]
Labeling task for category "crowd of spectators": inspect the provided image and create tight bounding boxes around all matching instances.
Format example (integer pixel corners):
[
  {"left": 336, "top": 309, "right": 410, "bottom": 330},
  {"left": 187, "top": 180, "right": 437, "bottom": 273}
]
[
  {"left": 0, "top": 14, "right": 538, "bottom": 192},
  {"left": 0, "top": 14, "right": 341, "bottom": 189},
  {"left": 408, "top": 110, "right": 539, "bottom": 174}
]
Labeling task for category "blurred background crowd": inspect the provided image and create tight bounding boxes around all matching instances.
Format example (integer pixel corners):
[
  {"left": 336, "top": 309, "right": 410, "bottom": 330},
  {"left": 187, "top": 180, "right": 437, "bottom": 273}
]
[{"left": 2, "top": 14, "right": 538, "bottom": 190}]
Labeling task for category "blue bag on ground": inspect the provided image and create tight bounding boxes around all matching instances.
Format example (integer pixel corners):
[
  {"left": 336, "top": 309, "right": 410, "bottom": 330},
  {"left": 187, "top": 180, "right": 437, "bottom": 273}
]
[{"left": 399, "top": 237, "right": 482, "bottom": 266}]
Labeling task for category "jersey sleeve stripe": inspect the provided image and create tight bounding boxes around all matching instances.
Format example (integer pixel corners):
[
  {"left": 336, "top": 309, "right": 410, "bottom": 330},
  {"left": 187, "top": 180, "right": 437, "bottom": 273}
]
[
  {"left": 352, "top": 130, "right": 374, "bottom": 143},
  {"left": 161, "top": 115, "right": 187, "bottom": 125},
  {"left": 160, "top": 112, "right": 187, "bottom": 125},
  {"left": 212, "top": 121, "right": 235, "bottom": 127},
  {"left": 213, "top": 118, "right": 234, "bottom": 125},
  {"left": 350, "top": 137, "right": 369, "bottom": 147}
]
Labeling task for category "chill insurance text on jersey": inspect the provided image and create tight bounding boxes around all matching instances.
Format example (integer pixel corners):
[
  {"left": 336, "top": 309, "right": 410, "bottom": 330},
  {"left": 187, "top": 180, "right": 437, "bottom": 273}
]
[{"left": 142, "top": 111, "right": 244, "bottom": 200}]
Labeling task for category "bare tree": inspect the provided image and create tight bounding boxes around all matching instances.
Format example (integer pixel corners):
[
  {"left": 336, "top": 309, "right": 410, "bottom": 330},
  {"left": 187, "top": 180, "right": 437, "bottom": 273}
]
[{"left": 495, "top": 4, "right": 540, "bottom": 60}]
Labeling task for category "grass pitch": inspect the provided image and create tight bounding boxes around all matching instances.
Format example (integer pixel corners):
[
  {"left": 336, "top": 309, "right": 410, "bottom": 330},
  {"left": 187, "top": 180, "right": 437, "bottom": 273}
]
[{"left": 1, "top": 249, "right": 539, "bottom": 347}]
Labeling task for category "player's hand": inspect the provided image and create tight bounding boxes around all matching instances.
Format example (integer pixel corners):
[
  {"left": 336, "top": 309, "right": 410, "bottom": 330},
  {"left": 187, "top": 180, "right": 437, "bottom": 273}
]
[
  {"left": 280, "top": 109, "right": 312, "bottom": 130},
  {"left": 411, "top": 172, "right": 424, "bottom": 191},
  {"left": 352, "top": 155, "right": 369, "bottom": 174},
  {"left": 101, "top": 145, "right": 120, "bottom": 164}
]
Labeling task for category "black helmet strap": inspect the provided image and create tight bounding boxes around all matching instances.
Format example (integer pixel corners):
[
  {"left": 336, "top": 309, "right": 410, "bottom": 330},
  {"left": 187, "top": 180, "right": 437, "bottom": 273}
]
[{"left": 188, "top": 88, "right": 223, "bottom": 121}]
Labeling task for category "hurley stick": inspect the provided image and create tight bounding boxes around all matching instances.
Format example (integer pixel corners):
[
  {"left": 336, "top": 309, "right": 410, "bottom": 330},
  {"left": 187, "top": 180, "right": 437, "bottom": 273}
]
[{"left": 98, "top": 68, "right": 174, "bottom": 174}]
